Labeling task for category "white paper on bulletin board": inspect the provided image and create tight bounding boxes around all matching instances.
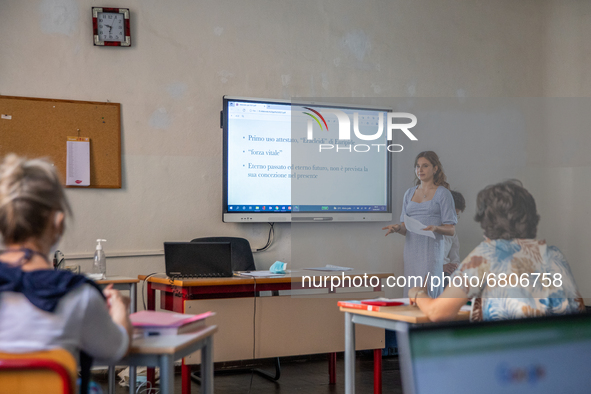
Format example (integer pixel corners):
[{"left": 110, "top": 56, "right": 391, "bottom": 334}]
[{"left": 66, "top": 136, "right": 90, "bottom": 186}]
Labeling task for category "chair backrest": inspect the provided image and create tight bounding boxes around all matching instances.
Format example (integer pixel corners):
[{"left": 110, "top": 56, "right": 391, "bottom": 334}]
[
  {"left": 0, "top": 348, "right": 77, "bottom": 394},
  {"left": 191, "top": 237, "right": 256, "bottom": 271}
]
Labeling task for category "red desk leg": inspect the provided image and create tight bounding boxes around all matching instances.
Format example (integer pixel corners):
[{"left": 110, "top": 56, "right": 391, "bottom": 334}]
[
  {"left": 373, "top": 349, "right": 382, "bottom": 394},
  {"left": 147, "top": 282, "right": 156, "bottom": 386},
  {"left": 147, "top": 281, "right": 156, "bottom": 310},
  {"left": 182, "top": 363, "right": 191, "bottom": 394},
  {"left": 171, "top": 295, "right": 192, "bottom": 394},
  {"left": 329, "top": 352, "right": 337, "bottom": 384}
]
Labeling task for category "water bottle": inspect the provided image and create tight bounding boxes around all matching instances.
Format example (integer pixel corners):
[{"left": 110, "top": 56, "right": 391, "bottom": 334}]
[{"left": 93, "top": 239, "right": 107, "bottom": 279}]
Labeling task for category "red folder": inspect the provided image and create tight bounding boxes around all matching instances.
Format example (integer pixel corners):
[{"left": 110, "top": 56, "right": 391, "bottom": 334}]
[{"left": 360, "top": 300, "right": 405, "bottom": 307}]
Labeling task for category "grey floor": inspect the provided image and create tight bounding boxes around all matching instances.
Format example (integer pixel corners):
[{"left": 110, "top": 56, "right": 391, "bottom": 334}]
[{"left": 95, "top": 353, "right": 403, "bottom": 394}]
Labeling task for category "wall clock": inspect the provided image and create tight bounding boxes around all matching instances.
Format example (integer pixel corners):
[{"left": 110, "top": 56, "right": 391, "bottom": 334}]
[{"left": 92, "top": 7, "right": 131, "bottom": 47}]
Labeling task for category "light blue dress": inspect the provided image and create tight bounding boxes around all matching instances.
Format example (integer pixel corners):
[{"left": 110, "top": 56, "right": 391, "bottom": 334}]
[{"left": 400, "top": 186, "right": 457, "bottom": 297}]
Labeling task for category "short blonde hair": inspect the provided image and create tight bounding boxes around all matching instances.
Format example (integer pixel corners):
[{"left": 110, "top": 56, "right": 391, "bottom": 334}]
[{"left": 0, "top": 154, "right": 71, "bottom": 244}]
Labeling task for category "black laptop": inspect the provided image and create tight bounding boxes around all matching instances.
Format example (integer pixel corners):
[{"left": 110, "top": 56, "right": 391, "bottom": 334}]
[{"left": 164, "top": 241, "right": 233, "bottom": 278}]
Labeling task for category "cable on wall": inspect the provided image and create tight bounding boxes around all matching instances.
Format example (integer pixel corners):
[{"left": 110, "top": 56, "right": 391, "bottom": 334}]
[{"left": 254, "top": 223, "right": 274, "bottom": 252}]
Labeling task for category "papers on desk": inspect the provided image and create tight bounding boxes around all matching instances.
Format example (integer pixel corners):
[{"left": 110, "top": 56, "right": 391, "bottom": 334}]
[
  {"left": 305, "top": 265, "right": 354, "bottom": 271},
  {"left": 404, "top": 214, "right": 435, "bottom": 239},
  {"left": 236, "top": 270, "right": 288, "bottom": 277}
]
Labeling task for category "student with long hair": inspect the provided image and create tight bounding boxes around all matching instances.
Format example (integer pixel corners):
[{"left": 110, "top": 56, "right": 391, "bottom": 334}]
[
  {"left": 382, "top": 151, "right": 457, "bottom": 297},
  {"left": 0, "top": 154, "right": 131, "bottom": 393}
]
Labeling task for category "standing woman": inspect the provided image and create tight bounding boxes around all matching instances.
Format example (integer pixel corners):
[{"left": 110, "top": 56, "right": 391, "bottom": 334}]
[{"left": 383, "top": 151, "right": 457, "bottom": 297}]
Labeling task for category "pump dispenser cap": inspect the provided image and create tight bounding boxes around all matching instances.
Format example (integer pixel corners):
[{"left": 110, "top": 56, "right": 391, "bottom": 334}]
[{"left": 96, "top": 239, "right": 107, "bottom": 250}]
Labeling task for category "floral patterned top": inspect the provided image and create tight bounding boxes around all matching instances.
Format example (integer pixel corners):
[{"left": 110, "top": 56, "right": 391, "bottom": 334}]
[{"left": 450, "top": 239, "right": 585, "bottom": 321}]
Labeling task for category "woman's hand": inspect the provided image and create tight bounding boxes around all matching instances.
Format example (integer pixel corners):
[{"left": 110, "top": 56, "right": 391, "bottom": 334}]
[
  {"left": 408, "top": 286, "right": 428, "bottom": 305},
  {"left": 422, "top": 224, "right": 455, "bottom": 236},
  {"left": 408, "top": 286, "right": 420, "bottom": 301},
  {"left": 382, "top": 224, "right": 401, "bottom": 236},
  {"left": 422, "top": 225, "right": 439, "bottom": 233},
  {"left": 443, "top": 263, "right": 458, "bottom": 275}
]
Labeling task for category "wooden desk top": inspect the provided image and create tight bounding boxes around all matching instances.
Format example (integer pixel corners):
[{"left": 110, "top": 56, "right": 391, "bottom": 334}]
[
  {"left": 339, "top": 305, "right": 470, "bottom": 324},
  {"left": 129, "top": 325, "right": 217, "bottom": 355},
  {"left": 138, "top": 271, "right": 393, "bottom": 287},
  {"left": 96, "top": 276, "right": 140, "bottom": 285}
]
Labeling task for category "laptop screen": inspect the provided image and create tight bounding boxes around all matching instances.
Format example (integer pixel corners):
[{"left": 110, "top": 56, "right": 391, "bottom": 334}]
[
  {"left": 404, "top": 313, "right": 591, "bottom": 394},
  {"left": 164, "top": 242, "right": 233, "bottom": 277}
]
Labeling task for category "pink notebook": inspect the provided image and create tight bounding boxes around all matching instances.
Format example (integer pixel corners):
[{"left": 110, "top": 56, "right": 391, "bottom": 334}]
[{"left": 130, "top": 311, "right": 214, "bottom": 328}]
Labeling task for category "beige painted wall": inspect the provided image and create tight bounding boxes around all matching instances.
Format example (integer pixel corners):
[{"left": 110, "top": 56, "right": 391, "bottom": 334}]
[{"left": 1, "top": 1, "right": 590, "bottom": 300}]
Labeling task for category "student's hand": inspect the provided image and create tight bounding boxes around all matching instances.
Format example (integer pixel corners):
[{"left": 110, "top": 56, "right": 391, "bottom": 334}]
[
  {"left": 103, "top": 284, "right": 130, "bottom": 315},
  {"left": 382, "top": 224, "right": 401, "bottom": 236},
  {"left": 408, "top": 287, "right": 418, "bottom": 302},
  {"left": 102, "top": 284, "right": 133, "bottom": 346},
  {"left": 422, "top": 225, "right": 439, "bottom": 233},
  {"left": 443, "top": 263, "right": 458, "bottom": 275},
  {"left": 408, "top": 287, "right": 428, "bottom": 305}
]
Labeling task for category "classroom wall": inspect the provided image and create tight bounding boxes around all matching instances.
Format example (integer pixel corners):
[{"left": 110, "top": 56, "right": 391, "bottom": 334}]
[
  {"left": 2, "top": 0, "right": 589, "bottom": 298},
  {"left": 533, "top": 1, "right": 591, "bottom": 300}
]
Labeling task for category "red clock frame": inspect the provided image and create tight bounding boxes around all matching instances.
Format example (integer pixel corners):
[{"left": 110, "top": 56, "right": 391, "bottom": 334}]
[{"left": 92, "top": 7, "right": 131, "bottom": 47}]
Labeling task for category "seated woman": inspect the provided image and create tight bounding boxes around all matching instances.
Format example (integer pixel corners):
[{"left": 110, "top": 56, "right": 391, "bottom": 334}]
[
  {"left": 0, "top": 154, "right": 131, "bottom": 390},
  {"left": 409, "top": 179, "right": 584, "bottom": 322}
]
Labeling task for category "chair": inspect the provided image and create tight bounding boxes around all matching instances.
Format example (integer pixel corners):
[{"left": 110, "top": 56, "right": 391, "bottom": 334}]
[
  {"left": 190, "top": 237, "right": 256, "bottom": 271},
  {"left": 0, "top": 348, "right": 77, "bottom": 394}
]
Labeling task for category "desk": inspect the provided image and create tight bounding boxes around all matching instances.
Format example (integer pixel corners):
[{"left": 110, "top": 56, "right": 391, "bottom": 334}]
[
  {"left": 340, "top": 304, "right": 470, "bottom": 394},
  {"left": 114, "top": 325, "right": 217, "bottom": 394},
  {"left": 95, "top": 276, "right": 139, "bottom": 394},
  {"left": 140, "top": 271, "right": 391, "bottom": 394}
]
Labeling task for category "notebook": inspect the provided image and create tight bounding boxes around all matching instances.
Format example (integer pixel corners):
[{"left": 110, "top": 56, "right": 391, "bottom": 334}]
[
  {"left": 131, "top": 310, "right": 214, "bottom": 336},
  {"left": 131, "top": 310, "right": 214, "bottom": 327},
  {"left": 164, "top": 241, "right": 233, "bottom": 278}
]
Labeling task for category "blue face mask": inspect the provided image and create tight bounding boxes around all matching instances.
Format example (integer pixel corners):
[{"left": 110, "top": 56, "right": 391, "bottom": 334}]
[{"left": 269, "top": 261, "right": 287, "bottom": 274}]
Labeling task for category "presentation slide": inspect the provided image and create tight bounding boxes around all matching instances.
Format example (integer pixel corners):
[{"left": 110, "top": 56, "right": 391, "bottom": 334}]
[{"left": 226, "top": 100, "right": 389, "bottom": 213}]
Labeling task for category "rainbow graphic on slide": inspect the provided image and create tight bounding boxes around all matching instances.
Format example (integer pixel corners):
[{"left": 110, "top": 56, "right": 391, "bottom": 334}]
[{"left": 303, "top": 107, "right": 329, "bottom": 131}]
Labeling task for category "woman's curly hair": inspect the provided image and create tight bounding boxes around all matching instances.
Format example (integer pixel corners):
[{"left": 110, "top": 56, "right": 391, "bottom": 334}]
[{"left": 474, "top": 179, "right": 539, "bottom": 240}]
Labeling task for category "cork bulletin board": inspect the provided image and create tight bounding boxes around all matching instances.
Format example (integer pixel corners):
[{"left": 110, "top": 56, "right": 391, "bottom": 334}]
[{"left": 0, "top": 95, "right": 121, "bottom": 188}]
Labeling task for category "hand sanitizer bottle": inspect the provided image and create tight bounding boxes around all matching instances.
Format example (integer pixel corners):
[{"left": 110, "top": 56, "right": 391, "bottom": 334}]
[{"left": 93, "top": 239, "right": 107, "bottom": 279}]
